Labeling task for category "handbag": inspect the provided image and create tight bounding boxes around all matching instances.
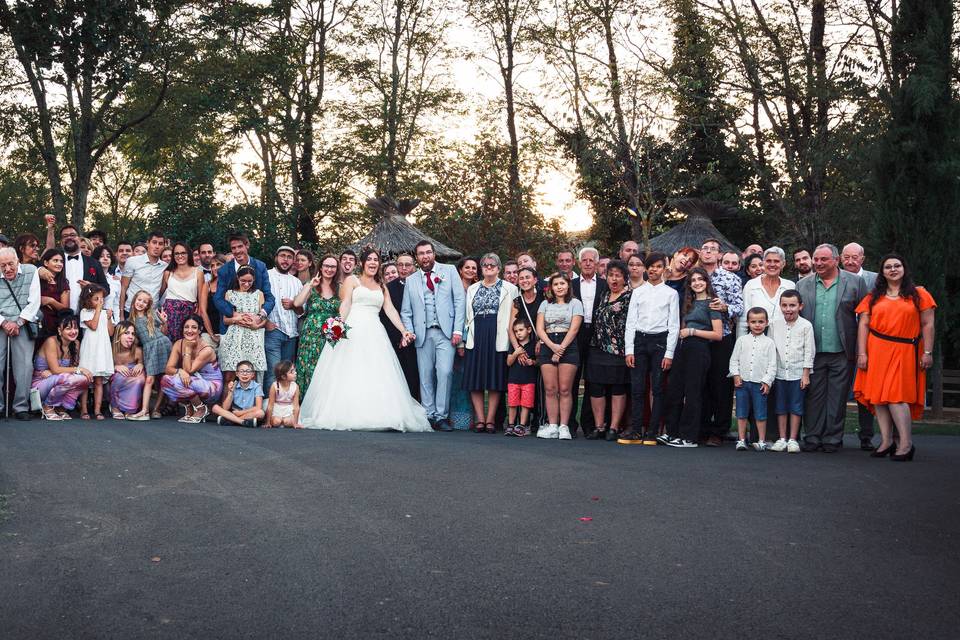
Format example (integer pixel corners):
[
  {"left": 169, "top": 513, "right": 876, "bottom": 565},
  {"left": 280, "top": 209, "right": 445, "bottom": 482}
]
[
  {"left": 29, "top": 388, "right": 42, "bottom": 412},
  {"left": 2, "top": 277, "right": 38, "bottom": 340}
]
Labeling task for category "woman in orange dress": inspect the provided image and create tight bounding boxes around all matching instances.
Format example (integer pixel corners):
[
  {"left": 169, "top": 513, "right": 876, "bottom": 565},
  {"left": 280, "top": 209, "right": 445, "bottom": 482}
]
[{"left": 854, "top": 254, "right": 936, "bottom": 461}]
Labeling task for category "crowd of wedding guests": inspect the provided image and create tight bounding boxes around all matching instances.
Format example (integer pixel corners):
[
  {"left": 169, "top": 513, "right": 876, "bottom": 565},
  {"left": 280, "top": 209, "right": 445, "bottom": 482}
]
[{"left": 0, "top": 216, "right": 936, "bottom": 461}]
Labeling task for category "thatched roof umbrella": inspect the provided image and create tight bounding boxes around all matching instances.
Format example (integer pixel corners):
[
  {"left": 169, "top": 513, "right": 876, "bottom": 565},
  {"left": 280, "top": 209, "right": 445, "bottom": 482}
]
[
  {"left": 351, "top": 197, "right": 462, "bottom": 261},
  {"left": 648, "top": 198, "right": 741, "bottom": 256}
]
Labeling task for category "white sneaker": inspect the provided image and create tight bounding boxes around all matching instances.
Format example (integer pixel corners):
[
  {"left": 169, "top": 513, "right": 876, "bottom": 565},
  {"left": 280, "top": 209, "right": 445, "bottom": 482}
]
[
  {"left": 665, "top": 437, "right": 698, "bottom": 448},
  {"left": 787, "top": 439, "right": 801, "bottom": 453},
  {"left": 557, "top": 424, "right": 572, "bottom": 440},
  {"left": 752, "top": 441, "right": 769, "bottom": 452},
  {"left": 770, "top": 438, "right": 788, "bottom": 452},
  {"left": 735, "top": 439, "right": 748, "bottom": 451},
  {"left": 537, "top": 424, "right": 559, "bottom": 439}
]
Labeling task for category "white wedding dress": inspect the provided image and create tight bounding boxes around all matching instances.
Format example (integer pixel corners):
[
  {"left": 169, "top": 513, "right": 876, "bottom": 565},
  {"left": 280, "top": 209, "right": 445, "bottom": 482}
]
[{"left": 300, "top": 280, "right": 432, "bottom": 432}]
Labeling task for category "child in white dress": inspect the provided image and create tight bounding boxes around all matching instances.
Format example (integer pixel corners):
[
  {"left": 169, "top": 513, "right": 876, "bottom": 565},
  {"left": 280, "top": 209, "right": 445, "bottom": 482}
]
[
  {"left": 266, "top": 360, "right": 301, "bottom": 428},
  {"left": 78, "top": 285, "right": 114, "bottom": 419}
]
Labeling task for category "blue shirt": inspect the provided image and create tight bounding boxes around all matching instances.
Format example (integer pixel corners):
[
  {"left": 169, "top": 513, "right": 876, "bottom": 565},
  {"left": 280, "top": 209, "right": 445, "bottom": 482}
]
[{"left": 232, "top": 380, "right": 263, "bottom": 411}]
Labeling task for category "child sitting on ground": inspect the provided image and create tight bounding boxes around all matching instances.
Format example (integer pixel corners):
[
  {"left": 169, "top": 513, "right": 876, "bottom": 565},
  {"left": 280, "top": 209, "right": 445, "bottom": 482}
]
[
  {"left": 505, "top": 318, "right": 537, "bottom": 437},
  {"left": 211, "top": 360, "right": 265, "bottom": 427},
  {"left": 768, "top": 290, "right": 815, "bottom": 453},
  {"left": 265, "top": 360, "right": 301, "bottom": 428},
  {"left": 729, "top": 307, "right": 778, "bottom": 451}
]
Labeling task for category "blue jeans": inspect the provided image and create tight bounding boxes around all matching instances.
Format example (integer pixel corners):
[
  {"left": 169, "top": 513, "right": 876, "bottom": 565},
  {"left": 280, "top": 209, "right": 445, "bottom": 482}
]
[
  {"left": 264, "top": 329, "right": 298, "bottom": 390},
  {"left": 736, "top": 382, "right": 768, "bottom": 420}
]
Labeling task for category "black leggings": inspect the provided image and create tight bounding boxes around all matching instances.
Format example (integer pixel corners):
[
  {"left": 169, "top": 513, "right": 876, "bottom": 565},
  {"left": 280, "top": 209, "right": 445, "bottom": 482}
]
[{"left": 588, "top": 381, "right": 629, "bottom": 398}]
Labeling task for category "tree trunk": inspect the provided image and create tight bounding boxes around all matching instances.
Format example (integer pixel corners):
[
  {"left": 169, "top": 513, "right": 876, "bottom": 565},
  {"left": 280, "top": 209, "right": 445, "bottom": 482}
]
[
  {"left": 383, "top": 0, "right": 403, "bottom": 200},
  {"left": 501, "top": 1, "right": 522, "bottom": 220}
]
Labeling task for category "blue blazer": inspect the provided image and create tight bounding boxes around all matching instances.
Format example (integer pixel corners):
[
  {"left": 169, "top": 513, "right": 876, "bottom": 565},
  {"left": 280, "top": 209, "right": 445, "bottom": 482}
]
[
  {"left": 400, "top": 263, "right": 465, "bottom": 348},
  {"left": 213, "top": 257, "right": 275, "bottom": 333}
]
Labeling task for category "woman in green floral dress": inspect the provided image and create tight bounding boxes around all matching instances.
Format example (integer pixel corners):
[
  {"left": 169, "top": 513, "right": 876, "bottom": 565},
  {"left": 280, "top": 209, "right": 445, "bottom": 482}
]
[{"left": 293, "top": 255, "right": 341, "bottom": 396}]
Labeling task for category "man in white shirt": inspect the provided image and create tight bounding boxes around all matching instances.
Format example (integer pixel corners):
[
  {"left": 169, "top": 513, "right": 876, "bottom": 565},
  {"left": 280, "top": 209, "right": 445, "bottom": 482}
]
[
  {"left": 119, "top": 231, "right": 168, "bottom": 315},
  {"left": 264, "top": 246, "right": 303, "bottom": 390},
  {"left": 571, "top": 247, "right": 608, "bottom": 435},
  {"left": 619, "top": 252, "right": 679, "bottom": 445},
  {"left": 0, "top": 248, "right": 41, "bottom": 419}
]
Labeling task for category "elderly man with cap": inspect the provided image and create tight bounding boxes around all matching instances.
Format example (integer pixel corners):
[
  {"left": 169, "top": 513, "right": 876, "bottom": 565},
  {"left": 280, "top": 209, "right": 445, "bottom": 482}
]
[
  {"left": 264, "top": 244, "right": 303, "bottom": 390},
  {"left": 0, "top": 247, "right": 41, "bottom": 420}
]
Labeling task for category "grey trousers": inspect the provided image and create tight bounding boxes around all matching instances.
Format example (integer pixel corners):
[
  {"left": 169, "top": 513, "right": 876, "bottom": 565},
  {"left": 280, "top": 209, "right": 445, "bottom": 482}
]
[
  {"left": 803, "top": 352, "right": 852, "bottom": 445},
  {"left": 0, "top": 330, "right": 34, "bottom": 414}
]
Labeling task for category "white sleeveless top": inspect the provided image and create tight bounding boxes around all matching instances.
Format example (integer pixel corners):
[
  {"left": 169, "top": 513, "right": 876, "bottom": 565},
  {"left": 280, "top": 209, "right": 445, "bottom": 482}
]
[{"left": 165, "top": 270, "right": 199, "bottom": 302}]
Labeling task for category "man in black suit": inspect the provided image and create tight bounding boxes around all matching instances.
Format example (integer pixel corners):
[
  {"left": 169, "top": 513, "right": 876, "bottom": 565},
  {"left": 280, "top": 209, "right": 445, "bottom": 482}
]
[
  {"left": 381, "top": 251, "right": 420, "bottom": 400},
  {"left": 58, "top": 225, "right": 108, "bottom": 312},
  {"left": 571, "top": 247, "right": 608, "bottom": 436}
]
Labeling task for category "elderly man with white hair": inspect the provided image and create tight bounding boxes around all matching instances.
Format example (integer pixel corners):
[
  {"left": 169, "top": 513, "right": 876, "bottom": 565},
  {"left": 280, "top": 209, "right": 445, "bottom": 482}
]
[
  {"left": 841, "top": 241, "right": 878, "bottom": 449},
  {"left": 571, "top": 247, "right": 608, "bottom": 436},
  {"left": 0, "top": 247, "right": 41, "bottom": 420},
  {"left": 840, "top": 242, "right": 877, "bottom": 289}
]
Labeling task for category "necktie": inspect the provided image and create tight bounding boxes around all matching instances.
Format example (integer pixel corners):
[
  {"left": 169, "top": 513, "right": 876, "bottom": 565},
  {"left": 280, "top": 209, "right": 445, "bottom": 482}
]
[
  {"left": 67, "top": 255, "right": 79, "bottom": 261},
  {"left": 425, "top": 270, "right": 435, "bottom": 293}
]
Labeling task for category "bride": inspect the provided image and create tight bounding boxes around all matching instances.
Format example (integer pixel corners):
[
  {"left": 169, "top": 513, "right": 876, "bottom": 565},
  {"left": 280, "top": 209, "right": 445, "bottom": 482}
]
[{"left": 300, "top": 247, "right": 432, "bottom": 432}]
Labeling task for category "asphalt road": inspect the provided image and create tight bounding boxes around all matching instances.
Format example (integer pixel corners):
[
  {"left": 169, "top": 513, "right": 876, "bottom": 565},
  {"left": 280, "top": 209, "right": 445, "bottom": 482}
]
[{"left": 1, "top": 420, "right": 958, "bottom": 639}]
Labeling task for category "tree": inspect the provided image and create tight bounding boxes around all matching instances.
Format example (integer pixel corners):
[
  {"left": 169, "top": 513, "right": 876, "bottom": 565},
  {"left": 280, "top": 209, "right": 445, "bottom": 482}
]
[
  {"left": 466, "top": 0, "right": 538, "bottom": 223},
  {"left": 0, "top": 0, "right": 190, "bottom": 228},
  {"left": 340, "top": 0, "right": 459, "bottom": 200},
  {"left": 870, "top": 0, "right": 959, "bottom": 416}
]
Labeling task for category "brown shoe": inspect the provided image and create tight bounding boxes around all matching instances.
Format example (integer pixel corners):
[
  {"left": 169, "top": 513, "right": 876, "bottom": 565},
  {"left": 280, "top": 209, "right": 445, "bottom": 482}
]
[{"left": 705, "top": 435, "right": 722, "bottom": 447}]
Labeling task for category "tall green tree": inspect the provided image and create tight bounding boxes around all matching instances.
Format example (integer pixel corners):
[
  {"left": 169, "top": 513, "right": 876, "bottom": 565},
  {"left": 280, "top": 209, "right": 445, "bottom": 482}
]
[
  {"left": 0, "top": 0, "right": 193, "bottom": 229},
  {"left": 870, "top": 0, "right": 959, "bottom": 414}
]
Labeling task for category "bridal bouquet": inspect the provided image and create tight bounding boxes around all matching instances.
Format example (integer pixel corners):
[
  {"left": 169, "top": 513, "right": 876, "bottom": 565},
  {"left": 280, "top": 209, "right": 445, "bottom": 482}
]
[{"left": 320, "top": 316, "right": 350, "bottom": 347}]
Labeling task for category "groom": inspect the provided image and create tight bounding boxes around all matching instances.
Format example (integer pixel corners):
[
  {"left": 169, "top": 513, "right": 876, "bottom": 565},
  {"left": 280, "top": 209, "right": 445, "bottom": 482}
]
[{"left": 401, "top": 240, "right": 465, "bottom": 431}]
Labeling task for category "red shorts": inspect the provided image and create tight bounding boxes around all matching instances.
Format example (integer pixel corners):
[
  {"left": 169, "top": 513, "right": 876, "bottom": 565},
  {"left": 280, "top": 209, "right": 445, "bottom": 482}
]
[{"left": 507, "top": 383, "right": 536, "bottom": 409}]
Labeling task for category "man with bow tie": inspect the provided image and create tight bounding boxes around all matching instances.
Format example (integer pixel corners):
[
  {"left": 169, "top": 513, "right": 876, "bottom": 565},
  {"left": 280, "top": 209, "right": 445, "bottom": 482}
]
[
  {"left": 59, "top": 225, "right": 108, "bottom": 312},
  {"left": 381, "top": 251, "right": 420, "bottom": 400},
  {"left": 197, "top": 242, "right": 217, "bottom": 283}
]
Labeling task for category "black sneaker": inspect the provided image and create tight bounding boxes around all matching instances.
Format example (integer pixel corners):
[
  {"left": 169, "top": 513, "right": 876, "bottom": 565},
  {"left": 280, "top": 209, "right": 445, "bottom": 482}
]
[
  {"left": 616, "top": 431, "right": 644, "bottom": 445},
  {"left": 242, "top": 418, "right": 258, "bottom": 428},
  {"left": 605, "top": 430, "right": 619, "bottom": 442},
  {"left": 585, "top": 429, "right": 606, "bottom": 440},
  {"left": 664, "top": 438, "right": 698, "bottom": 448},
  {"left": 801, "top": 442, "right": 822, "bottom": 453}
]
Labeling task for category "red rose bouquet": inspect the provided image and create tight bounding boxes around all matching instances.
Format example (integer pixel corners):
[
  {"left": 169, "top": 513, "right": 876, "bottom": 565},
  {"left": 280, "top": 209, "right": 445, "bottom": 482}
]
[{"left": 320, "top": 316, "right": 350, "bottom": 347}]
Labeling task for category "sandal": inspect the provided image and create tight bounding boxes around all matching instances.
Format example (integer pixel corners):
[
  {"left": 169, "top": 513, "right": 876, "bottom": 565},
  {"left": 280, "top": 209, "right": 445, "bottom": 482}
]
[
  {"left": 95, "top": 413, "right": 105, "bottom": 421},
  {"left": 111, "top": 412, "right": 125, "bottom": 420},
  {"left": 485, "top": 423, "right": 496, "bottom": 434},
  {"left": 191, "top": 403, "right": 209, "bottom": 423},
  {"left": 57, "top": 409, "right": 72, "bottom": 420},
  {"left": 150, "top": 411, "right": 162, "bottom": 419},
  {"left": 80, "top": 413, "right": 91, "bottom": 420},
  {"left": 126, "top": 412, "right": 150, "bottom": 422},
  {"left": 41, "top": 407, "right": 62, "bottom": 421}
]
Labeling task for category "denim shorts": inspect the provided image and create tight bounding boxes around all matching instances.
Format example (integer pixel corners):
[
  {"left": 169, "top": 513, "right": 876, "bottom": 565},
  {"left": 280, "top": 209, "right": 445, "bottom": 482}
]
[
  {"left": 774, "top": 378, "right": 805, "bottom": 416},
  {"left": 735, "top": 381, "right": 768, "bottom": 420}
]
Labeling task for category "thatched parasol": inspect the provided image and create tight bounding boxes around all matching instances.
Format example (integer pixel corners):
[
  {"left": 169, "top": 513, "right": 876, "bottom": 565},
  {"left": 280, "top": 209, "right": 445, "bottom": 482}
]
[
  {"left": 648, "top": 198, "right": 741, "bottom": 256},
  {"left": 351, "top": 197, "right": 462, "bottom": 261}
]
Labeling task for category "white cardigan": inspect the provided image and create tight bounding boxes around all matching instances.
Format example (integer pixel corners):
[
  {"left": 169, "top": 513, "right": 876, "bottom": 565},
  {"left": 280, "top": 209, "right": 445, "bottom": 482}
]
[{"left": 464, "top": 279, "right": 519, "bottom": 352}]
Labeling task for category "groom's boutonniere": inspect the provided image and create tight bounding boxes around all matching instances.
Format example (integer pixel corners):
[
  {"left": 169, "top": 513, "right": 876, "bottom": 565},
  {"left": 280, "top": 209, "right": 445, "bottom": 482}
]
[{"left": 432, "top": 273, "right": 445, "bottom": 285}]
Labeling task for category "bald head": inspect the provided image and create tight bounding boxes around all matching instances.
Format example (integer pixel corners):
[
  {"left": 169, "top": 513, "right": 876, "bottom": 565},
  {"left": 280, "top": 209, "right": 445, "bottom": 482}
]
[{"left": 840, "top": 242, "right": 865, "bottom": 274}]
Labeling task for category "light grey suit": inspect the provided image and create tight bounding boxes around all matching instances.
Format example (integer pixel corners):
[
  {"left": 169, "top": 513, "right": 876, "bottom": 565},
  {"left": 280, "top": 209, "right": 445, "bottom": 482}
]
[
  {"left": 860, "top": 269, "right": 878, "bottom": 290},
  {"left": 401, "top": 263, "right": 466, "bottom": 421},
  {"left": 797, "top": 270, "right": 868, "bottom": 446}
]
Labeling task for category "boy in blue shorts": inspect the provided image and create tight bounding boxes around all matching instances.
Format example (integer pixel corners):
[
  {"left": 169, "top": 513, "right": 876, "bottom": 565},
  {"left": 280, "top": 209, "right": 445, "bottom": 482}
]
[{"left": 769, "top": 290, "right": 815, "bottom": 453}]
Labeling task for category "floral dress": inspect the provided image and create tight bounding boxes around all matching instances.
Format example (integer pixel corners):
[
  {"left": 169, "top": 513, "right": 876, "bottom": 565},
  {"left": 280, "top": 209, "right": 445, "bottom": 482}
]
[
  {"left": 296, "top": 289, "right": 340, "bottom": 395},
  {"left": 218, "top": 290, "right": 267, "bottom": 372}
]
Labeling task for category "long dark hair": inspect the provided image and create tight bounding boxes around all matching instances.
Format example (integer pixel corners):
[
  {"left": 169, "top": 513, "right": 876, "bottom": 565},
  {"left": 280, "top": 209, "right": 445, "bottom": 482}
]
[
  {"left": 682, "top": 267, "right": 717, "bottom": 316},
  {"left": 545, "top": 272, "right": 573, "bottom": 303},
  {"left": 14, "top": 233, "right": 40, "bottom": 264},
  {"left": 91, "top": 245, "right": 115, "bottom": 275},
  {"left": 39, "top": 248, "right": 68, "bottom": 290},
  {"left": 56, "top": 314, "right": 81, "bottom": 367},
  {"left": 165, "top": 241, "right": 194, "bottom": 271},
  {"left": 359, "top": 246, "right": 383, "bottom": 285},
  {"left": 870, "top": 253, "right": 920, "bottom": 310}
]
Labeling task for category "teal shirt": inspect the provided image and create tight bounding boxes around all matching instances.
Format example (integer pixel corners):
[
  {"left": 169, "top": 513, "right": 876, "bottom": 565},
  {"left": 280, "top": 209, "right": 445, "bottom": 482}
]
[{"left": 814, "top": 276, "right": 842, "bottom": 353}]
